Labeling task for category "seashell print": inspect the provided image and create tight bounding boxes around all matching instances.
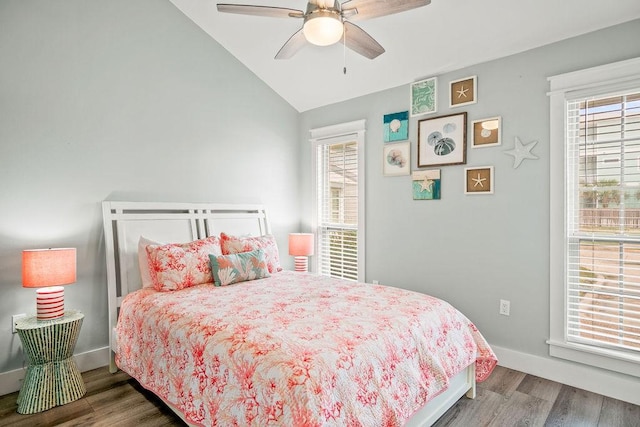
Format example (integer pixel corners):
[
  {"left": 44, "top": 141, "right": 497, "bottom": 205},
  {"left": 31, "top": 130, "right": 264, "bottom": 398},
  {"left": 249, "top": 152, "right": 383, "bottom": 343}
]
[
  {"left": 434, "top": 138, "right": 456, "bottom": 156},
  {"left": 443, "top": 122, "right": 457, "bottom": 133},
  {"left": 427, "top": 131, "right": 442, "bottom": 146},
  {"left": 387, "top": 149, "right": 406, "bottom": 167}
]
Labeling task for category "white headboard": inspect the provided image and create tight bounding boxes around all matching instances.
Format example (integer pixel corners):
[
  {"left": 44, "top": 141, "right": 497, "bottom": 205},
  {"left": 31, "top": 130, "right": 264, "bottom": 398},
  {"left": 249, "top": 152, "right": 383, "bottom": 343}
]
[{"left": 101, "top": 201, "right": 270, "bottom": 372}]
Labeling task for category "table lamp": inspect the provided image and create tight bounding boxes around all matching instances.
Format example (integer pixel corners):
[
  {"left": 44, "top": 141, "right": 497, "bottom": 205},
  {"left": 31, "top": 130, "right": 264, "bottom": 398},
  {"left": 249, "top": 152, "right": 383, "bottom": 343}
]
[
  {"left": 288, "top": 233, "right": 314, "bottom": 272},
  {"left": 22, "top": 248, "right": 76, "bottom": 320}
]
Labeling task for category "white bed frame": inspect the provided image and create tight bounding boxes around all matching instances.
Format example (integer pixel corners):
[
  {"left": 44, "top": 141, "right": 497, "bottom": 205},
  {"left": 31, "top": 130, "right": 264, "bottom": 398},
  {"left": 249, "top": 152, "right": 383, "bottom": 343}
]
[{"left": 101, "top": 200, "right": 475, "bottom": 427}]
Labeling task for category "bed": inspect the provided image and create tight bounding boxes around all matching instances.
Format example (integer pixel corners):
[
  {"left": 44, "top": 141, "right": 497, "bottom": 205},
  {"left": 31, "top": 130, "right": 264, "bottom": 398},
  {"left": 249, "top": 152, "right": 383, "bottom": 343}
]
[{"left": 102, "top": 201, "right": 496, "bottom": 426}]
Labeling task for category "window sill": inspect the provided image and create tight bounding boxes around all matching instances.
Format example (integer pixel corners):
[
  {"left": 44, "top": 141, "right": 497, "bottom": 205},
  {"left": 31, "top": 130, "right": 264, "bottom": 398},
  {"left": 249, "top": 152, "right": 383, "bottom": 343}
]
[{"left": 547, "top": 339, "right": 640, "bottom": 378}]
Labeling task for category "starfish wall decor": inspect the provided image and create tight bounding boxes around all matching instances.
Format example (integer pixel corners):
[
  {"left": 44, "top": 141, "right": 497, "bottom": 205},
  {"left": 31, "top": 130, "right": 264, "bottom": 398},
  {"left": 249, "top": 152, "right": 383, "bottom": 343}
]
[
  {"left": 412, "top": 169, "right": 441, "bottom": 200},
  {"left": 504, "top": 136, "right": 539, "bottom": 168},
  {"left": 464, "top": 166, "right": 494, "bottom": 195},
  {"left": 472, "top": 173, "right": 487, "bottom": 188},
  {"left": 449, "top": 75, "right": 477, "bottom": 108}
]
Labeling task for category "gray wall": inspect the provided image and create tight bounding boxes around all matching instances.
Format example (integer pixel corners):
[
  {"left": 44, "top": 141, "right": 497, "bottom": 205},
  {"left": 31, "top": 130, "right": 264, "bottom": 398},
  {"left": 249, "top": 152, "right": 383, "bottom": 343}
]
[
  {"left": 1, "top": 0, "right": 638, "bottom": 387},
  {"left": 0, "top": 0, "right": 299, "bottom": 372},
  {"left": 299, "top": 20, "right": 640, "bottom": 362}
]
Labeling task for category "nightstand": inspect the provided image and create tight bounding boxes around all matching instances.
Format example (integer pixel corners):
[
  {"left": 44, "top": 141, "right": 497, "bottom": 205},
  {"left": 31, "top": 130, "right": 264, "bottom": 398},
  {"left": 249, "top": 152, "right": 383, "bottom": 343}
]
[{"left": 15, "top": 309, "right": 86, "bottom": 414}]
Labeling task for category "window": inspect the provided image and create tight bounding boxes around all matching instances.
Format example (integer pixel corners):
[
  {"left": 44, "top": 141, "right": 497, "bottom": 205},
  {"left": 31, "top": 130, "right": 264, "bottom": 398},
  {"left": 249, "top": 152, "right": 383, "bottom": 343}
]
[
  {"left": 567, "top": 93, "right": 640, "bottom": 349},
  {"left": 310, "top": 120, "right": 365, "bottom": 281},
  {"left": 549, "top": 58, "right": 640, "bottom": 377}
]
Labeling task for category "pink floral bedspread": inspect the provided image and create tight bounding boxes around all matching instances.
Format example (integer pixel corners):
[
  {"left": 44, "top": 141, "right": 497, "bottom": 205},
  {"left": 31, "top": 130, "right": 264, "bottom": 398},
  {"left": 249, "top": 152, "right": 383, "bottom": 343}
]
[{"left": 116, "top": 271, "right": 496, "bottom": 426}]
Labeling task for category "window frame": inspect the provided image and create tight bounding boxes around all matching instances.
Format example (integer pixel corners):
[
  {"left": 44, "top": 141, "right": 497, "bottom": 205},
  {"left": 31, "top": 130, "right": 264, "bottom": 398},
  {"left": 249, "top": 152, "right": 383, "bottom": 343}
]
[
  {"left": 548, "top": 57, "right": 640, "bottom": 377},
  {"left": 310, "top": 120, "right": 365, "bottom": 282}
]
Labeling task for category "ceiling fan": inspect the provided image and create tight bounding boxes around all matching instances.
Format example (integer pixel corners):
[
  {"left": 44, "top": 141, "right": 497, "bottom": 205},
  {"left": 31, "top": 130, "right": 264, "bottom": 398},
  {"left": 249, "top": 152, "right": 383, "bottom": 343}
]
[{"left": 216, "top": 0, "right": 430, "bottom": 60}]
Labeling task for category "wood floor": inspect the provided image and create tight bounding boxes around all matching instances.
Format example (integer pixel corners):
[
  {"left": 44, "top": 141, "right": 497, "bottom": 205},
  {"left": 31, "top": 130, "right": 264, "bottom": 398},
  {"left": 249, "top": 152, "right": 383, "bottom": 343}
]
[{"left": 1, "top": 365, "right": 638, "bottom": 426}]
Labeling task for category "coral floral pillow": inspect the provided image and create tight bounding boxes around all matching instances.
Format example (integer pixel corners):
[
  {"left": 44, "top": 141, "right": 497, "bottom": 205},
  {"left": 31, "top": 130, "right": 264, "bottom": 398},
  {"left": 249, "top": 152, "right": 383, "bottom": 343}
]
[
  {"left": 138, "top": 236, "right": 162, "bottom": 289},
  {"left": 209, "top": 249, "right": 270, "bottom": 286},
  {"left": 220, "top": 232, "right": 282, "bottom": 273},
  {"left": 146, "top": 236, "right": 222, "bottom": 291}
]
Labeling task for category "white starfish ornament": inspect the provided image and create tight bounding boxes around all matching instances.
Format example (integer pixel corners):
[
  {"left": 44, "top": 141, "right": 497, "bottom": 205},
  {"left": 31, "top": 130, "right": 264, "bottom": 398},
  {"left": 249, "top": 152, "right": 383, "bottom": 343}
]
[
  {"left": 504, "top": 136, "right": 538, "bottom": 168},
  {"left": 419, "top": 178, "right": 434, "bottom": 192},
  {"left": 472, "top": 174, "right": 486, "bottom": 188}
]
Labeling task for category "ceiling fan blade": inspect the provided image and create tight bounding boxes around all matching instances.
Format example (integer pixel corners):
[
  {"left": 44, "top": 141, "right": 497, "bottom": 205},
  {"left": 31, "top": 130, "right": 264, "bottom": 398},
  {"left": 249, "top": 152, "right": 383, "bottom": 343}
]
[
  {"left": 216, "top": 4, "right": 304, "bottom": 18},
  {"left": 342, "top": 0, "right": 430, "bottom": 21},
  {"left": 344, "top": 21, "right": 384, "bottom": 59},
  {"left": 275, "top": 29, "right": 307, "bottom": 60}
]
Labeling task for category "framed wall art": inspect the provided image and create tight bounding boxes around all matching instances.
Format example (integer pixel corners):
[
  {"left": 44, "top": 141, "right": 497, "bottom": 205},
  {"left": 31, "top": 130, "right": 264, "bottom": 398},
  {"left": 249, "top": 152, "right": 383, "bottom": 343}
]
[
  {"left": 383, "top": 111, "right": 409, "bottom": 142},
  {"left": 471, "top": 116, "right": 501, "bottom": 148},
  {"left": 418, "top": 112, "right": 467, "bottom": 167},
  {"left": 383, "top": 141, "right": 410, "bottom": 176},
  {"left": 410, "top": 77, "right": 437, "bottom": 117},
  {"left": 412, "top": 169, "right": 441, "bottom": 200},
  {"left": 464, "top": 166, "right": 494, "bottom": 195},
  {"left": 450, "top": 76, "right": 477, "bottom": 108}
]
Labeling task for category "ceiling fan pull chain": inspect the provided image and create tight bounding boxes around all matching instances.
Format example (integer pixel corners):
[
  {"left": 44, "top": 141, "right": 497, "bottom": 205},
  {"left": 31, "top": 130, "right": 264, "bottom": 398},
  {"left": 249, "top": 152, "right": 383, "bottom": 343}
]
[{"left": 343, "top": 28, "right": 347, "bottom": 75}]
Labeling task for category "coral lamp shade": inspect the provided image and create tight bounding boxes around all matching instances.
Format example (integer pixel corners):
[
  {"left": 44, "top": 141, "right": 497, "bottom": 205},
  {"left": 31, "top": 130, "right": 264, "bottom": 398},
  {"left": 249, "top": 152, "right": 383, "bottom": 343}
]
[
  {"left": 22, "top": 248, "right": 76, "bottom": 321},
  {"left": 289, "top": 233, "right": 314, "bottom": 273},
  {"left": 22, "top": 248, "right": 77, "bottom": 288},
  {"left": 288, "top": 233, "right": 314, "bottom": 256}
]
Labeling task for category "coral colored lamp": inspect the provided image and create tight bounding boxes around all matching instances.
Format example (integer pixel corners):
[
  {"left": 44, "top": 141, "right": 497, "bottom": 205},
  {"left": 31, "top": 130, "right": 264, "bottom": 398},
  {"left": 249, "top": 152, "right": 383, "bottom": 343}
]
[
  {"left": 288, "top": 233, "right": 314, "bottom": 272},
  {"left": 22, "top": 248, "right": 76, "bottom": 321}
]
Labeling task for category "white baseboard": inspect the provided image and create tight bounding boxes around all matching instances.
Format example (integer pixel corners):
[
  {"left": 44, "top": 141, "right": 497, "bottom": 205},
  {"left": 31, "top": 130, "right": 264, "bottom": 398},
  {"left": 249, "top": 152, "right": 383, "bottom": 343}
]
[
  {"left": 491, "top": 344, "right": 640, "bottom": 406},
  {"left": 0, "top": 346, "right": 109, "bottom": 397}
]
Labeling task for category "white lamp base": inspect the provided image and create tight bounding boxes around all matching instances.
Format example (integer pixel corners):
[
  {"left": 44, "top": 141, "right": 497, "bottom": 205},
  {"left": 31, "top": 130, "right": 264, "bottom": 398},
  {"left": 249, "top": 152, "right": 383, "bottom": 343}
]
[
  {"left": 36, "top": 286, "right": 65, "bottom": 320},
  {"left": 293, "top": 256, "right": 309, "bottom": 272}
]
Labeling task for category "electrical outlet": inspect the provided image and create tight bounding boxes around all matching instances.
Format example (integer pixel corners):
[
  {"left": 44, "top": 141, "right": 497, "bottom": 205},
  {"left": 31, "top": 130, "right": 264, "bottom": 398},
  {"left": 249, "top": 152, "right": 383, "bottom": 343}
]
[
  {"left": 12, "top": 314, "right": 26, "bottom": 334},
  {"left": 499, "top": 300, "right": 510, "bottom": 316},
  {"left": 372, "top": 280, "right": 379, "bottom": 284}
]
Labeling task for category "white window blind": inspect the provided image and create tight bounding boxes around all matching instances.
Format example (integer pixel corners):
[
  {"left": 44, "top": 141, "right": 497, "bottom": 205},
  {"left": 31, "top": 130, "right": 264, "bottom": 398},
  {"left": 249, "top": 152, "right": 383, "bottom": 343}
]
[
  {"left": 317, "top": 141, "right": 359, "bottom": 280},
  {"left": 566, "top": 91, "right": 640, "bottom": 355},
  {"left": 311, "top": 120, "right": 365, "bottom": 282}
]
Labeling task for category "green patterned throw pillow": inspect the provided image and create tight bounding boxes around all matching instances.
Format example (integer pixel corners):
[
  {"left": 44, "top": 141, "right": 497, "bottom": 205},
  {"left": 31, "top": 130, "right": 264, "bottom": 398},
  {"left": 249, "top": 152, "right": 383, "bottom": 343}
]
[{"left": 209, "top": 249, "right": 270, "bottom": 286}]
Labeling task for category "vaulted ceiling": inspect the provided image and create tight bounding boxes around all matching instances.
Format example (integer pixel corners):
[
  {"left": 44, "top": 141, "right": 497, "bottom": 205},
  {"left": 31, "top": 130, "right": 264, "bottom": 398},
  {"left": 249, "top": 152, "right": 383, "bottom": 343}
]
[{"left": 170, "top": 0, "right": 640, "bottom": 112}]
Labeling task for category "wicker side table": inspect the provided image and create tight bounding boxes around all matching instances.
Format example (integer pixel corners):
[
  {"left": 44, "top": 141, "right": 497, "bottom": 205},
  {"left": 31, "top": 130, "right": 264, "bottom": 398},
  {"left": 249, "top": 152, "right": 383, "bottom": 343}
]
[{"left": 15, "top": 310, "right": 86, "bottom": 414}]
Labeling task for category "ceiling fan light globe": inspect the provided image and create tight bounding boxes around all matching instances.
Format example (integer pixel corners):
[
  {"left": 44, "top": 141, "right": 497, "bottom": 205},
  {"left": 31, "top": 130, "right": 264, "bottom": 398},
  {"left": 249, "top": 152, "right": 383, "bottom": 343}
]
[{"left": 303, "top": 15, "right": 344, "bottom": 46}]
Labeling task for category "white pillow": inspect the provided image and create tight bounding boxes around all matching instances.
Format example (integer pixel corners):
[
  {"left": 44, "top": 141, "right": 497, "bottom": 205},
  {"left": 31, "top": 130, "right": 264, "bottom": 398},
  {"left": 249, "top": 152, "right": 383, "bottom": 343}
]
[{"left": 138, "top": 236, "right": 162, "bottom": 288}]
